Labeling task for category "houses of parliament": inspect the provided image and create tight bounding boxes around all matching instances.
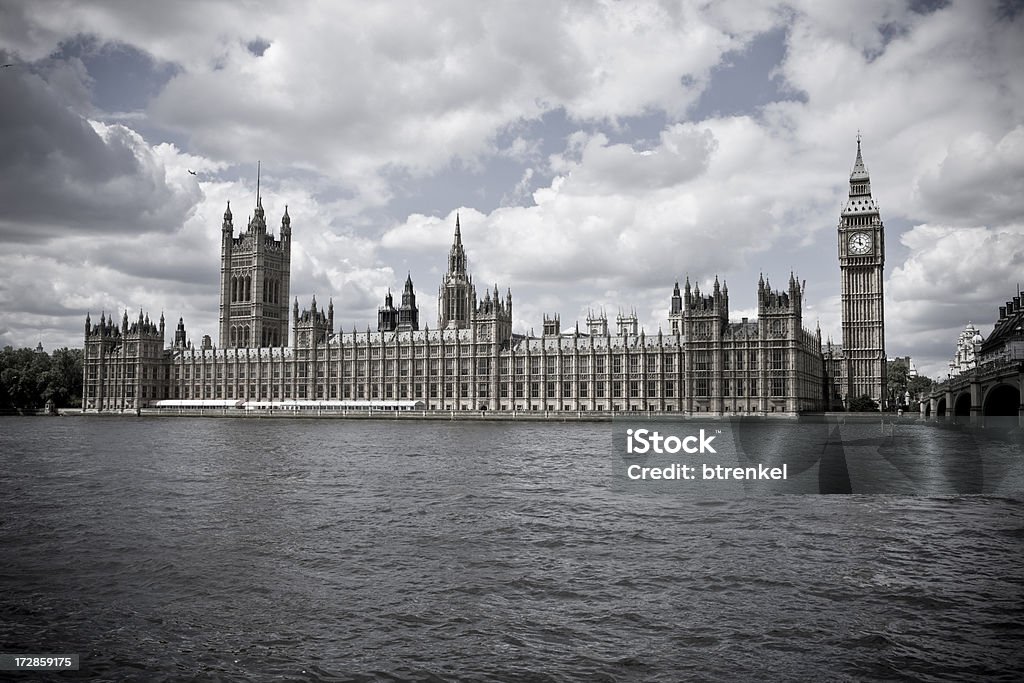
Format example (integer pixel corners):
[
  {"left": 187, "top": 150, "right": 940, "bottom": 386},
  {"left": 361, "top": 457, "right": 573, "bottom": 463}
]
[{"left": 82, "top": 142, "right": 886, "bottom": 414}]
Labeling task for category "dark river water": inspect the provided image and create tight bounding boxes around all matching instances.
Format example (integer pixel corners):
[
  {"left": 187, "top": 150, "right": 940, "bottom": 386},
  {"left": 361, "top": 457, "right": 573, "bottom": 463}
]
[{"left": 1, "top": 417, "right": 1023, "bottom": 681}]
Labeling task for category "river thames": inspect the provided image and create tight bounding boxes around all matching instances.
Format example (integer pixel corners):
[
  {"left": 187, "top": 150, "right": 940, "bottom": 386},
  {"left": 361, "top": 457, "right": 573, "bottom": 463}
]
[{"left": 2, "top": 417, "right": 1022, "bottom": 680}]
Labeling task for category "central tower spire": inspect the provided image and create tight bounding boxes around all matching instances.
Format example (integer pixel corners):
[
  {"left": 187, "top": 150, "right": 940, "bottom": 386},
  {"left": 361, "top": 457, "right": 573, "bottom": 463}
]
[
  {"left": 448, "top": 212, "right": 467, "bottom": 275},
  {"left": 438, "top": 212, "right": 475, "bottom": 329}
]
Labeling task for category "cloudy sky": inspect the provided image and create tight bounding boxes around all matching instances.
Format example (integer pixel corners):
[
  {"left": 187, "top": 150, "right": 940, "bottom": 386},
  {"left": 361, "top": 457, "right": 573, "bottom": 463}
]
[{"left": 0, "top": 0, "right": 1021, "bottom": 378}]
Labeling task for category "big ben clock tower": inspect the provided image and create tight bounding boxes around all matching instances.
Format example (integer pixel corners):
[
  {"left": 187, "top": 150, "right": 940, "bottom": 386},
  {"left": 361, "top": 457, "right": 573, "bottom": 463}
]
[{"left": 838, "top": 135, "right": 886, "bottom": 406}]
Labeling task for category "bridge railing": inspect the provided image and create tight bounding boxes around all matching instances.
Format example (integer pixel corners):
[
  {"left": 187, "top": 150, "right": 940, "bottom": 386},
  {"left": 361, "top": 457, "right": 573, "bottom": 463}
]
[{"left": 928, "top": 357, "right": 1023, "bottom": 400}]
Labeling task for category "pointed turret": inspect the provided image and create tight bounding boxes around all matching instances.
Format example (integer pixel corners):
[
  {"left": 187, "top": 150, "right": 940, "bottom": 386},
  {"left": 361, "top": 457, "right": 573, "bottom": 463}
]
[
  {"left": 843, "top": 134, "right": 877, "bottom": 215},
  {"left": 379, "top": 286, "right": 400, "bottom": 332},
  {"left": 851, "top": 134, "right": 869, "bottom": 181},
  {"left": 174, "top": 317, "right": 187, "bottom": 348},
  {"left": 402, "top": 273, "right": 417, "bottom": 306},
  {"left": 670, "top": 281, "right": 682, "bottom": 315},
  {"left": 438, "top": 212, "right": 475, "bottom": 329},
  {"left": 281, "top": 204, "right": 291, "bottom": 234},
  {"left": 447, "top": 213, "right": 467, "bottom": 275},
  {"left": 395, "top": 275, "right": 420, "bottom": 331},
  {"left": 222, "top": 200, "right": 234, "bottom": 235}
]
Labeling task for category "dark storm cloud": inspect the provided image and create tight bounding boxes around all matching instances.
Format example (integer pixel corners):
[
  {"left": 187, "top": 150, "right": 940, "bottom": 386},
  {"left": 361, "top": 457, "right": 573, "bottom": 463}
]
[
  {"left": 0, "top": 52, "right": 199, "bottom": 243},
  {"left": 0, "top": 280, "right": 82, "bottom": 318},
  {"left": 53, "top": 36, "right": 181, "bottom": 114},
  {"left": 88, "top": 249, "right": 217, "bottom": 288}
]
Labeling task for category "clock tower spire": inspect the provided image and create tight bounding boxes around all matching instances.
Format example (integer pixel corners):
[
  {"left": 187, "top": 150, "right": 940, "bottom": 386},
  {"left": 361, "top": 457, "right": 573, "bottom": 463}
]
[{"left": 838, "top": 135, "right": 886, "bottom": 407}]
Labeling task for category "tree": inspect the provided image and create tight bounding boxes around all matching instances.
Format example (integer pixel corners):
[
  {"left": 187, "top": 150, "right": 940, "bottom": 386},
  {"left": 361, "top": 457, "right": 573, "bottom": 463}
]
[
  {"left": 0, "top": 345, "right": 84, "bottom": 412},
  {"left": 44, "top": 348, "right": 83, "bottom": 408},
  {"left": 907, "top": 375, "right": 935, "bottom": 406},
  {"left": 848, "top": 394, "right": 880, "bottom": 412},
  {"left": 886, "top": 358, "right": 910, "bottom": 407}
]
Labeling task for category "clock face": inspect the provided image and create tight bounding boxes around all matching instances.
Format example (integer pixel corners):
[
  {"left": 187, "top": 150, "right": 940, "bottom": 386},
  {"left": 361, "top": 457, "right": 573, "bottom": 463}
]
[{"left": 848, "top": 232, "right": 872, "bottom": 255}]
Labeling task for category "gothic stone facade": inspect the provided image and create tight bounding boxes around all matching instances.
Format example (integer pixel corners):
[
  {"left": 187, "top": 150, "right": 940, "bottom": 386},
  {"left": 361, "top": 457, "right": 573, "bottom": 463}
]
[
  {"left": 83, "top": 282, "right": 824, "bottom": 415},
  {"left": 82, "top": 213, "right": 825, "bottom": 414},
  {"left": 219, "top": 196, "right": 292, "bottom": 349},
  {"left": 84, "top": 144, "right": 888, "bottom": 414},
  {"left": 835, "top": 138, "right": 887, "bottom": 406}
]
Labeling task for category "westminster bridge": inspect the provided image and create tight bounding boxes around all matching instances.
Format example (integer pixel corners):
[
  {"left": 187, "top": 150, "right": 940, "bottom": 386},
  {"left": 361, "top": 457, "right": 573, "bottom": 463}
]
[{"left": 922, "top": 358, "right": 1024, "bottom": 427}]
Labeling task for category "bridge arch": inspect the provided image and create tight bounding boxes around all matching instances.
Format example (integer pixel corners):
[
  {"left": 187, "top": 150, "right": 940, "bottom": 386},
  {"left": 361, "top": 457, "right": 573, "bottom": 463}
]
[
  {"left": 936, "top": 397, "right": 946, "bottom": 417},
  {"left": 953, "top": 392, "right": 972, "bottom": 417},
  {"left": 923, "top": 402, "right": 931, "bottom": 418},
  {"left": 983, "top": 383, "right": 1020, "bottom": 417}
]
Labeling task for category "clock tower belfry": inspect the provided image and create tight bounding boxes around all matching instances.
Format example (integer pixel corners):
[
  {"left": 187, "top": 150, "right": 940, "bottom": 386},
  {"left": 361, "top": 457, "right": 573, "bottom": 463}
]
[{"left": 838, "top": 136, "right": 886, "bottom": 406}]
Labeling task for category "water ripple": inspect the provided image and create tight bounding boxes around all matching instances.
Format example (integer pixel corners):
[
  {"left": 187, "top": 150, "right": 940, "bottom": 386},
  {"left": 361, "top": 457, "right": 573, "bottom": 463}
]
[{"left": 1, "top": 417, "right": 1022, "bottom": 680}]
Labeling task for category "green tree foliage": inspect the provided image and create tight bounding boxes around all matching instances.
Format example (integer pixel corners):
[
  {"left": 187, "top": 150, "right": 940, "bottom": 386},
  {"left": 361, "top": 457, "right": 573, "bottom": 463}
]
[
  {"left": 848, "top": 394, "right": 880, "bottom": 412},
  {"left": 884, "top": 358, "right": 936, "bottom": 411},
  {"left": 45, "top": 348, "right": 83, "bottom": 408},
  {"left": 0, "top": 346, "right": 83, "bottom": 412},
  {"left": 886, "top": 358, "right": 910, "bottom": 405},
  {"left": 907, "top": 374, "right": 935, "bottom": 403}
]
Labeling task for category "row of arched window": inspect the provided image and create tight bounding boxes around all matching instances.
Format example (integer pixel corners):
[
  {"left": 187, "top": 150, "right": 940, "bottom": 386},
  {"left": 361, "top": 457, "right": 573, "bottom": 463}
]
[
  {"left": 230, "top": 325, "right": 251, "bottom": 346},
  {"left": 230, "top": 276, "right": 252, "bottom": 303},
  {"left": 228, "top": 325, "right": 282, "bottom": 348},
  {"left": 230, "top": 275, "right": 283, "bottom": 304},
  {"left": 263, "top": 278, "right": 282, "bottom": 304}
]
